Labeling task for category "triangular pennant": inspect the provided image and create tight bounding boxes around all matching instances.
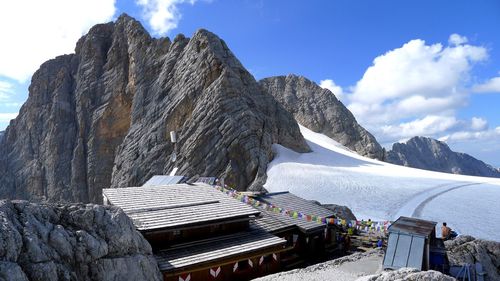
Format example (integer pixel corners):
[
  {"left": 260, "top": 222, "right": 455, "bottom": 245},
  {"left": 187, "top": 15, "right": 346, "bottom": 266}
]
[
  {"left": 179, "top": 274, "right": 191, "bottom": 281},
  {"left": 248, "top": 259, "right": 253, "bottom": 268},
  {"left": 210, "top": 267, "right": 221, "bottom": 278},
  {"left": 233, "top": 262, "right": 238, "bottom": 272},
  {"left": 272, "top": 253, "right": 277, "bottom": 261},
  {"left": 259, "top": 256, "right": 264, "bottom": 265}
]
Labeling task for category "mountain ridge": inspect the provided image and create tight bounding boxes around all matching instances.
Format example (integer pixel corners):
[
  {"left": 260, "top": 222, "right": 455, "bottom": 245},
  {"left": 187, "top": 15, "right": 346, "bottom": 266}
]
[
  {"left": 259, "top": 74, "right": 385, "bottom": 160},
  {"left": 386, "top": 136, "right": 500, "bottom": 178}
]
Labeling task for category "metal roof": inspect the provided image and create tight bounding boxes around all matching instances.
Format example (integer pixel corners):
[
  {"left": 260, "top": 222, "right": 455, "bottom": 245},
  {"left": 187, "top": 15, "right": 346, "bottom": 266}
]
[
  {"left": 388, "top": 216, "right": 437, "bottom": 238},
  {"left": 257, "top": 192, "right": 336, "bottom": 219},
  {"left": 194, "top": 177, "right": 217, "bottom": 185},
  {"left": 142, "top": 175, "right": 186, "bottom": 186},
  {"left": 102, "top": 184, "right": 260, "bottom": 231},
  {"left": 253, "top": 208, "right": 324, "bottom": 234},
  {"left": 155, "top": 229, "right": 286, "bottom": 272}
]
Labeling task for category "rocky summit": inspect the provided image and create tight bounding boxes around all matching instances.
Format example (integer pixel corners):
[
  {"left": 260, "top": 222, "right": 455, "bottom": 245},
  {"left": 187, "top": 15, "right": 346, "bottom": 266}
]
[
  {"left": 0, "top": 14, "right": 310, "bottom": 203},
  {"left": 259, "top": 75, "right": 384, "bottom": 160},
  {"left": 386, "top": 136, "right": 500, "bottom": 178},
  {"left": 0, "top": 200, "right": 161, "bottom": 281}
]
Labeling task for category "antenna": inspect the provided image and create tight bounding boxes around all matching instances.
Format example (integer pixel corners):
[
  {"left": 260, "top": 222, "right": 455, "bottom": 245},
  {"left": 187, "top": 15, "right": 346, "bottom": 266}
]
[{"left": 170, "top": 131, "right": 177, "bottom": 143}]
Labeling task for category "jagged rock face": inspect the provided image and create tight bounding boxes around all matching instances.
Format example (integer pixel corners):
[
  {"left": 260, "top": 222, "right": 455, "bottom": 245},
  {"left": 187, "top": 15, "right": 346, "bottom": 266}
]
[
  {"left": 445, "top": 235, "right": 500, "bottom": 281},
  {"left": 386, "top": 136, "right": 500, "bottom": 178},
  {"left": 259, "top": 75, "right": 385, "bottom": 160},
  {"left": 357, "top": 268, "right": 456, "bottom": 281},
  {"left": 309, "top": 200, "right": 357, "bottom": 221},
  {"left": 0, "top": 15, "right": 309, "bottom": 203},
  {"left": 0, "top": 200, "right": 161, "bottom": 281}
]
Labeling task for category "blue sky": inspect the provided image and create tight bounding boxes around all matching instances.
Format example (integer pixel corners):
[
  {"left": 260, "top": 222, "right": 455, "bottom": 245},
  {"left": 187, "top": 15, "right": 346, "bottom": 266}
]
[{"left": 1, "top": 0, "right": 499, "bottom": 166}]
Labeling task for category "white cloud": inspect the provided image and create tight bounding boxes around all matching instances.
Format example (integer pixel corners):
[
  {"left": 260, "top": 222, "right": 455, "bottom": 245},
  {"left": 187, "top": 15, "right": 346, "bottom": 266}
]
[
  {"left": 0, "top": 81, "right": 14, "bottom": 101},
  {"left": 470, "top": 117, "right": 488, "bottom": 131},
  {"left": 439, "top": 126, "right": 500, "bottom": 142},
  {"left": 448, "top": 33, "right": 468, "bottom": 46},
  {"left": 136, "top": 0, "right": 198, "bottom": 35},
  {"left": 0, "top": 0, "right": 116, "bottom": 82},
  {"left": 0, "top": 113, "right": 18, "bottom": 123},
  {"left": 472, "top": 76, "right": 500, "bottom": 93},
  {"left": 344, "top": 35, "right": 488, "bottom": 142},
  {"left": 319, "top": 79, "right": 344, "bottom": 101},
  {"left": 380, "top": 115, "right": 459, "bottom": 141}
]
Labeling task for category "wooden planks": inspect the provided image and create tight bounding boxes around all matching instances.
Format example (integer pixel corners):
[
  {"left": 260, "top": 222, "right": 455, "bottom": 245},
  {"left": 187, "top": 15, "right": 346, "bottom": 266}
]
[
  {"left": 254, "top": 208, "right": 324, "bottom": 234},
  {"left": 103, "top": 184, "right": 260, "bottom": 231},
  {"left": 257, "top": 192, "right": 336, "bottom": 218},
  {"left": 155, "top": 229, "right": 286, "bottom": 271}
]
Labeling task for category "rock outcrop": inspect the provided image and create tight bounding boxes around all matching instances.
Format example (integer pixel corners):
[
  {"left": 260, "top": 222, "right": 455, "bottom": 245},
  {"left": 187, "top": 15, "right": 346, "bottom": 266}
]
[
  {"left": 0, "top": 14, "right": 309, "bottom": 203},
  {"left": 0, "top": 200, "right": 161, "bottom": 281},
  {"left": 357, "top": 268, "right": 456, "bottom": 281},
  {"left": 259, "top": 75, "right": 385, "bottom": 160},
  {"left": 445, "top": 235, "right": 500, "bottom": 281},
  {"left": 321, "top": 203, "right": 357, "bottom": 221},
  {"left": 254, "top": 249, "right": 385, "bottom": 281},
  {"left": 386, "top": 136, "right": 500, "bottom": 178}
]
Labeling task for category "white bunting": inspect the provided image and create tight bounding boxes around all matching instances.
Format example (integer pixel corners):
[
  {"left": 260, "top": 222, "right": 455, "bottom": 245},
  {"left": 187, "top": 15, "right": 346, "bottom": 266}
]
[
  {"left": 210, "top": 267, "right": 221, "bottom": 278},
  {"left": 259, "top": 256, "right": 264, "bottom": 265},
  {"left": 272, "top": 253, "right": 277, "bottom": 261},
  {"left": 179, "top": 274, "right": 191, "bottom": 281},
  {"left": 248, "top": 259, "right": 253, "bottom": 268}
]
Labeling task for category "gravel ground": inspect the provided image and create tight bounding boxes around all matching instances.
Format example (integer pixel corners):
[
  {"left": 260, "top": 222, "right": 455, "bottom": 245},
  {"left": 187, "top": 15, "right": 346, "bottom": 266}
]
[{"left": 254, "top": 249, "right": 384, "bottom": 281}]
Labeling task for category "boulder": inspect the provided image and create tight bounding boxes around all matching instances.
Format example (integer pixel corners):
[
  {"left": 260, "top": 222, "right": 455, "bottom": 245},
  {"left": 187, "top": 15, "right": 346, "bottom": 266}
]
[
  {"left": 0, "top": 200, "right": 161, "bottom": 281},
  {"left": 445, "top": 235, "right": 500, "bottom": 281}
]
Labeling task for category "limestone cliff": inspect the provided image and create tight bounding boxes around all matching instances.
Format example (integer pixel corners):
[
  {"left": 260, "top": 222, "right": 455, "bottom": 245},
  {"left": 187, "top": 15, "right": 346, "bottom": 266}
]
[
  {"left": 0, "top": 14, "right": 309, "bottom": 203},
  {"left": 259, "top": 75, "right": 384, "bottom": 160}
]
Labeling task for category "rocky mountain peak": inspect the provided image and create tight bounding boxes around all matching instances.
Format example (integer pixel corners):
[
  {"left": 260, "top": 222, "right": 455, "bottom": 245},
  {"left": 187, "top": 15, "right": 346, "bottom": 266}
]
[
  {"left": 386, "top": 136, "right": 500, "bottom": 178},
  {"left": 0, "top": 15, "right": 309, "bottom": 203},
  {"left": 259, "top": 74, "right": 385, "bottom": 160}
]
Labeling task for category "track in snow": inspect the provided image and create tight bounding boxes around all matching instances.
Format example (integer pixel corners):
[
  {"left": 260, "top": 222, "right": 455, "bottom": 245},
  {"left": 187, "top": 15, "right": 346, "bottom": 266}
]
[
  {"left": 265, "top": 125, "right": 500, "bottom": 240},
  {"left": 411, "top": 182, "right": 484, "bottom": 218}
]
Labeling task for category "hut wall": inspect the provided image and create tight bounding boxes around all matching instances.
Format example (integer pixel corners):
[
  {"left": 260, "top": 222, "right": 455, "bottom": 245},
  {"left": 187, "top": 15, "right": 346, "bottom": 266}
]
[
  {"left": 145, "top": 221, "right": 250, "bottom": 248},
  {"left": 164, "top": 254, "right": 281, "bottom": 281}
]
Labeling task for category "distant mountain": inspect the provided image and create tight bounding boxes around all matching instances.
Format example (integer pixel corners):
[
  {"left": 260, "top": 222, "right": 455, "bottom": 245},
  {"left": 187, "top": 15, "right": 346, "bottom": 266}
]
[
  {"left": 0, "top": 14, "right": 309, "bottom": 203},
  {"left": 386, "top": 136, "right": 500, "bottom": 178},
  {"left": 0, "top": 130, "right": 4, "bottom": 141},
  {"left": 259, "top": 75, "right": 385, "bottom": 160}
]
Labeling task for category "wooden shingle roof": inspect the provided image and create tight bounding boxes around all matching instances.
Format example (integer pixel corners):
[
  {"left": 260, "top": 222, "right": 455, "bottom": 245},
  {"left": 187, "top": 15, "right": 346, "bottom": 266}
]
[
  {"left": 155, "top": 229, "right": 286, "bottom": 272},
  {"left": 102, "top": 184, "right": 260, "bottom": 231},
  {"left": 253, "top": 208, "right": 324, "bottom": 234},
  {"left": 257, "top": 192, "right": 336, "bottom": 219}
]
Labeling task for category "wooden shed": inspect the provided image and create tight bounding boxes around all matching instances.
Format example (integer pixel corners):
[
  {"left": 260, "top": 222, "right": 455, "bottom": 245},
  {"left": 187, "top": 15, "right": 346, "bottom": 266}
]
[
  {"left": 383, "top": 216, "right": 439, "bottom": 271},
  {"left": 103, "top": 183, "right": 287, "bottom": 281}
]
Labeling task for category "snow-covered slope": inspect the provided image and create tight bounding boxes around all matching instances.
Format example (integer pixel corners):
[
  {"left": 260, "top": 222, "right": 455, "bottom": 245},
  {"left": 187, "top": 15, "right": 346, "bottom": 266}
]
[{"left": 265, "top": 125, "right": 500, "bottom": 241}]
